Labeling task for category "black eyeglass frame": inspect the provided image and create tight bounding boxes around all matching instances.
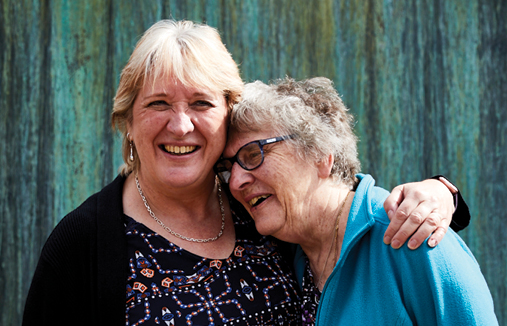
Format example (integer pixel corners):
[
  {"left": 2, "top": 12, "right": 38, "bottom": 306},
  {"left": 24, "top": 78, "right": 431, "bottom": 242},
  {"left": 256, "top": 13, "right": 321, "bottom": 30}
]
[{"left": 214, "top": 134, "right": 296, "bottom": 181}]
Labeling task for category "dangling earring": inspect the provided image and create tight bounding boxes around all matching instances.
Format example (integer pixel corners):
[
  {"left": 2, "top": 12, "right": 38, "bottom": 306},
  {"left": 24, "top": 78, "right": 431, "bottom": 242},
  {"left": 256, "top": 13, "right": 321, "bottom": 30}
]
[{"left": 127, "top": 133, "right": 134, "bottom": 162}]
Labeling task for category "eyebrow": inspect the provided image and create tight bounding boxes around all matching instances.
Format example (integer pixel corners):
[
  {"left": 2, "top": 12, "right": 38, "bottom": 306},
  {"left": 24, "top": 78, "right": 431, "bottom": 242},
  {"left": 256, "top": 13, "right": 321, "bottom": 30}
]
[
  {"left": 142, "top": 92, "right": 168, "bottom": 99},
  {"left": 192, "top": 92, "right": 213, "bottom": 97},
  {"left": 143, "top": 91, "right": 215, "bottom": 99}
]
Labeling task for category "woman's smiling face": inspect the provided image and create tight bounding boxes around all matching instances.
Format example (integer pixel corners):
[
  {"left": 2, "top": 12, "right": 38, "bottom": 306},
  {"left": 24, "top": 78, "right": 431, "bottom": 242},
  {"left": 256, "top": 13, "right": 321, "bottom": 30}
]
[
  {"left": 224, "top": 129, "right": 320, "bottom": 241},
  {"left": 129, "top": 78, "right": 228, "bottom": 191}
]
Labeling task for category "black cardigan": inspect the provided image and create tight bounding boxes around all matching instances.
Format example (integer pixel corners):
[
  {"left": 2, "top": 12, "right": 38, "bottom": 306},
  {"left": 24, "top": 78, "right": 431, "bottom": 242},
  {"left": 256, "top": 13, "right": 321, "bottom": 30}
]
[{"left": 23, "top": 175, "right": 128, "bottom": 325}]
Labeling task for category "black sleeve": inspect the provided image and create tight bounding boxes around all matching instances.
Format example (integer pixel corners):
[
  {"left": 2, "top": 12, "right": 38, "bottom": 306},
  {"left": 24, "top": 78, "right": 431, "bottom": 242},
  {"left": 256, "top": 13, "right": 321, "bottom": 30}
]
[
  {"left": 430, "top": 175, "right": 470, "bottom": 232},
  {"left": 23, "top": 208, "right": 98, "bottom": 326},
  {"left": 449, "top": 190, "right": 470, "bottom": 231}
]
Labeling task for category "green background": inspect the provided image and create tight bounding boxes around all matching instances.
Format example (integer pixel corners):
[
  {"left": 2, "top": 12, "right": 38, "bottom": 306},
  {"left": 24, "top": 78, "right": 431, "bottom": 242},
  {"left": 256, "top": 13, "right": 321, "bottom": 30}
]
[{"left": 1, "top": 0, "right": 506, "bottom": 325}]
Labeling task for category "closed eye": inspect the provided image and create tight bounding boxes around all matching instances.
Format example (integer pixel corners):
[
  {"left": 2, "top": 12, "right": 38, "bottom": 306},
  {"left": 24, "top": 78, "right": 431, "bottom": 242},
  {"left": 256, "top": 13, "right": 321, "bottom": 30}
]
[
  {"left": 192, "top": 100, "right": 214, "bottom": 109},
  {"left": 147, "top": 100, "right": 170, "bottom": 109}
]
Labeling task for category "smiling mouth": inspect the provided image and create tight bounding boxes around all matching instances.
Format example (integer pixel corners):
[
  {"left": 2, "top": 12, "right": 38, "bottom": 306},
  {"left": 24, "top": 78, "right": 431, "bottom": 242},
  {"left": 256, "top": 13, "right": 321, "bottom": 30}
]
[
  {"left": 249, "top": 195, "right": 271, "bottom": 207},
  {"left": 161, "top": 145, "right": 198, "bottom": 155}
]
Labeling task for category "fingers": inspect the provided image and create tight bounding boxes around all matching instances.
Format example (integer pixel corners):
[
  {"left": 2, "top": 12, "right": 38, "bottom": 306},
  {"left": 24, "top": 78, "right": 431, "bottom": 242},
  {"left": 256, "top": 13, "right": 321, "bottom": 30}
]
[
  {"left": 383, "top": 209, "right": 405, "bottom": 246},
  {"left": 427, "top": 226, "right": 448, "bottom": 247},
  {"left": 403, "top": 212, "right": 443, "bottom": 249},
  {"left": 384, "top": 179, "right": 456, "bottom": 250},
  {"left": 385, "top": 205, "right": 451, "bottom": 249},
  {"left": 384, "top": 198, "right": 434, "bottom": 249},
  {"left": 383, "top": 185, "right": 406, "bottom": 246},
  {"left": 427, "top": 212, "right": 452, "bottom": 247},
  {"left": 383, "top": 185, "right": 403, "bottom": 218}
]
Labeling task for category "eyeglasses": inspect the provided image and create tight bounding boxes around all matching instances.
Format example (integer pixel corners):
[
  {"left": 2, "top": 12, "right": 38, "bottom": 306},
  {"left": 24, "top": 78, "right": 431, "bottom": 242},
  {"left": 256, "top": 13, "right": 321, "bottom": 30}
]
[{"left": 214, "top": 135, "right": 295, "bottom": 183}]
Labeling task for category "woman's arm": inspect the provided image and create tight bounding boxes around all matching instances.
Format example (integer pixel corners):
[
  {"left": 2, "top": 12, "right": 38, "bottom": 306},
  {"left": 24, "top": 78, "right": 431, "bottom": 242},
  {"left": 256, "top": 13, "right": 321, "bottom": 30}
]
[{"left": 383, "top": 177, "right": 470, "bottom": 249}]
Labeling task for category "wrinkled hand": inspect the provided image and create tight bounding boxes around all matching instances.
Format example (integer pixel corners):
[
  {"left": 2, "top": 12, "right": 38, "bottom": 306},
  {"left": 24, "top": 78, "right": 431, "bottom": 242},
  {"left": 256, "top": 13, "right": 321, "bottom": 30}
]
[{"left": 383, "top": 178, "right": 457, "bottom": 250}]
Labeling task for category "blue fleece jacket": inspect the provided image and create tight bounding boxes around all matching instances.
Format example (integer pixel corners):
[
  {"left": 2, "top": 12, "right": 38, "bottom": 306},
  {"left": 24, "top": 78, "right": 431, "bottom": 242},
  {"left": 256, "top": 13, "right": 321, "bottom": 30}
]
[{"left": 295, "top": 174, "right": 498, "bottom": 325}]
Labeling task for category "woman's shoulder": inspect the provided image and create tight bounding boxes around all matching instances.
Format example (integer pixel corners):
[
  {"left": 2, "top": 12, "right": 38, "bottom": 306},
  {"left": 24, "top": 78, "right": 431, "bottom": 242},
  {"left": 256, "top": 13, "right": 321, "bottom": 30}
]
[
  {"left": 42, "top": 200, "right": 96, "bottom": 256},
  {"left": 58, "top": 174, "right": 125, "bottom": 228},
  {"left": 42, "top": 175, "right": 127, "bottom": 259},
  {"left": 353, "top": 174, "right": 391, "bottom": 225}
]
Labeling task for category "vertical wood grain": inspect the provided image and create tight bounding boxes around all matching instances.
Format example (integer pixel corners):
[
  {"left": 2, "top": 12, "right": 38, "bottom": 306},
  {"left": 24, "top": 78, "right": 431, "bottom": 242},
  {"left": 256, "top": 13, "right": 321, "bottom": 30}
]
[{"left": 1, "top": 0, "right": 505, "bottom": 324}]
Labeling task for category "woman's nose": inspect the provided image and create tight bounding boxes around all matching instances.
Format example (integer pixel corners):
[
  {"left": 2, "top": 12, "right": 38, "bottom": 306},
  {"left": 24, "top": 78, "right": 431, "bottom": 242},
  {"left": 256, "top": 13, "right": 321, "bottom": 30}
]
[
  {"left": 166, "top": 111, "right": 194, "bottom": 137},
  {"left": 228, "top": 163, "right": 254, "bottom": 192}
]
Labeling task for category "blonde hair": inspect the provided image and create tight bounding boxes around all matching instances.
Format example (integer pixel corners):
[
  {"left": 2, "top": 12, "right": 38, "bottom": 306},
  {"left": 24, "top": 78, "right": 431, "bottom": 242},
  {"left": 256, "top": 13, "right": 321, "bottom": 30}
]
[
  {"left": 230, "top": 77, "right": 360, "bottom": 189},
  {"left": 112, "top": 20, "right": 244, "bottom": 175}
]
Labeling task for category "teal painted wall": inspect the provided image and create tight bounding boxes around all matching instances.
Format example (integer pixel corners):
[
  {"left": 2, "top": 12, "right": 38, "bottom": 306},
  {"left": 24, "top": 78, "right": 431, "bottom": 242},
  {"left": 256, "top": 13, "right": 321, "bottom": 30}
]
[{"left": 1, "top": 0, "right": 506, "bottom": 324}]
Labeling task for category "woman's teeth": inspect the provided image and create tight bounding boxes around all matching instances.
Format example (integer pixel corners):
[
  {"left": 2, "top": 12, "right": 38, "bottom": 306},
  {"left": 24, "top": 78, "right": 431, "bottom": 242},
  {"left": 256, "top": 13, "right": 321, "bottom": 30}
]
[
  {"left": 163, "top": 145, "right": 196, "bottom": 155},
  {"left": 249, "top": 195, "right": 271, "bottom": 207}
]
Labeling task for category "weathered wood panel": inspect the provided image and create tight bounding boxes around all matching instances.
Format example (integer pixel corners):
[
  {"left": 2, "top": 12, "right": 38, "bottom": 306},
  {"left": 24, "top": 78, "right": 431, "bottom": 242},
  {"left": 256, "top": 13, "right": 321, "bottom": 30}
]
[{"left": 1, "top": 0, "right": 505, "bottom": 325}]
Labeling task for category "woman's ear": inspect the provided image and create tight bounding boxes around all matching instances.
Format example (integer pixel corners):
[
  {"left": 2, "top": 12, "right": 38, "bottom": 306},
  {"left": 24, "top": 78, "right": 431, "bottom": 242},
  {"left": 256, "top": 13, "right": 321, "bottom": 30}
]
[{"left": 316, "top": 154, "right": 334, "bottom": 179}]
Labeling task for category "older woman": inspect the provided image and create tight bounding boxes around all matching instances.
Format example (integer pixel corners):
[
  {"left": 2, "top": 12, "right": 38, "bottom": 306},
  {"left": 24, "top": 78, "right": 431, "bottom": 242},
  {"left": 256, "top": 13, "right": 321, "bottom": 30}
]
[
  {"left": 221, "top": 77, "right": 497, "bottom": 325},
  {"left": 24, "top": 20, "right": 468, "bottom": 325}
]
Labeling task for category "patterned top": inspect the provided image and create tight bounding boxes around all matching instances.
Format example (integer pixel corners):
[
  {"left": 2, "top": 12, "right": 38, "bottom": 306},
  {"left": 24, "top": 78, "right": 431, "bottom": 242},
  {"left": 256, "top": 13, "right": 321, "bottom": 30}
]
[
  {"left": 125, "top": 203, "right": 301, "bottom": 325},
  {"left": 301, "top": 258, "right": 321, "bottom": 326}
]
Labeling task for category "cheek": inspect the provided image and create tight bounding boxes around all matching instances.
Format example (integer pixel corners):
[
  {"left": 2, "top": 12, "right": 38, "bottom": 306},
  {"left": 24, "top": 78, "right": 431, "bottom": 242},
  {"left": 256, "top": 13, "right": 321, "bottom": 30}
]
[
  {"left": 216, "top": 119, "right": 228, "bottom": 141},
  {"left": 272, "top": 173, "right": 308, "bottom": 216},
  {"left": 209, "top": 121, "right": 227, "bottom": 149},
  {"left": 132, "top": 110, "right": 166, "bottom": 135},
  {"left": 198, "top": 116, "right": 228, "bottom": 161},
  {"left": 203, "top": 112, "right": 229, "bottom": 141},
  {"left": 199, "top": 108, "right": 228, "bottom": 134}
]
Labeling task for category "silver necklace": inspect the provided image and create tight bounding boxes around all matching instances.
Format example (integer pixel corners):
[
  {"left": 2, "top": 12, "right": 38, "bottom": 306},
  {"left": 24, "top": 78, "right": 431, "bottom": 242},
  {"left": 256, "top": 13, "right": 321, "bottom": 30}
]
[{"left": 134, "top": 174, "right": 226, "bottom": 243}]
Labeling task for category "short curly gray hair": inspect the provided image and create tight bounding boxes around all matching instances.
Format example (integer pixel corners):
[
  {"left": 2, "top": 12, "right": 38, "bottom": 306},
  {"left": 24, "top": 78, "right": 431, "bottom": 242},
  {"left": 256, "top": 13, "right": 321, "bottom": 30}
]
[{"left": 230, "top": 77, "right": 360, "bottom": 189}]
